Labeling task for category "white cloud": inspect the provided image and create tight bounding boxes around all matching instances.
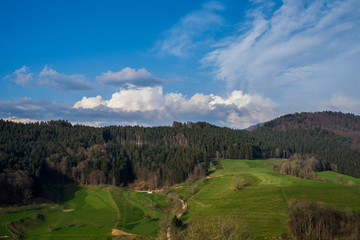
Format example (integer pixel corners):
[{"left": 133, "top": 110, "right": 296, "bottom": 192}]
[
  {"left": 321, "top": 95, "right": 360, "bottom": 113},
  {"left": 4, "top": 65, "right": 94, "bottom": 91},
  {"left": 155, "top": 1, "right": 225, "bottom": 57},
  {"left": 38, "top": 66, "right": 93, "bottom": 91},
  {"left": 106, "top": 86, "right": 164, "bottom": 111},
  {"left": 73, "top": 95, "right": 106, "bottom": 109},
  {"left": 4, "top": 65, "right": 33, "bottom": 87},
  {"left": 73, "top": 86, "right": 276, "bottom": 128},
  {"left": 203, "top": 0, "right": 360, "bottom": 113},
  {"left": 39, "top": 66, "right": 92, "bottom": 91},
  {"left": 96, "top": 67, "right": 165, "bottom": 86},
  {"left": 3, "top": 116, "right": 39, "bottom": 124}
]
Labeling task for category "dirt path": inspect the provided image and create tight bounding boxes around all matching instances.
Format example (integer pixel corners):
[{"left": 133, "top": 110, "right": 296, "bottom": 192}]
[
  {"left": 62, "top": 209, "right": 74, "bottom": 212},
  {"left": 111, "top": 228, "right": 138, "bottom": 236},
  {"left": 167, "top": 197, "right": 186, "bottom": 240}
]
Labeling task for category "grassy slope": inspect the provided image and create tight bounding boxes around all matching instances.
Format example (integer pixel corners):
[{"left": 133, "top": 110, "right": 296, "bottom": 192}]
[
  {"left": 176, "top": 159, "right": 360, "bottom": 239},
  {"left": 317, "top": 171, "right": 360, "bottom": 185},
  {"left": 9, "top": 186, "right": 115, "bottom": 239},
  {"left": 107, "top": 187, "right": 171, "bottom": 237},
  {"left": 1, "top": 160, "right": 360, "bottom": 239},
  {"left": 1, "top": 185, "right": 171, "bottom": 239}
]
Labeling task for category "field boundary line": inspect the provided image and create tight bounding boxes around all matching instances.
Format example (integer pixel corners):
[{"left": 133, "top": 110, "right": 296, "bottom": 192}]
[
  {"left": 279, "top": 184, "right": 289, "bottom": 204},
  {"left": 106, "top": 187, "right": 120, "bottom": 229}
]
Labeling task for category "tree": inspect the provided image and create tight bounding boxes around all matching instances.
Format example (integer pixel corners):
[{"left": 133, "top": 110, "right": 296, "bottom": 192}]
[{"left": 234, "top": 175, "right": 245, "bottom": 191}]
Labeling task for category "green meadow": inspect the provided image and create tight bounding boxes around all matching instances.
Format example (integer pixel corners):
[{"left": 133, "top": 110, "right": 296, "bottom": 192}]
[
  {"left": 0, "top": 186, "right": 171, "bottom": 239},
  {"left": 171, "top": 159, "right": 360, "bottom": 239},
  {"left": 1, "top": 159, "right": 360, "bottom": 239},
  {"left": 318, "top": 170, "right": 360, "bottom": 185}
]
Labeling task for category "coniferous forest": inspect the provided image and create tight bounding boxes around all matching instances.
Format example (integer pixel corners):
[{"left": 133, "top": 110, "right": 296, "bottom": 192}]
[
  {"left": 0, "top": 120, "right": 261, "bottom": 204},
  {"left": 1, "top": 111, "right": 360, "bottom": 204}
]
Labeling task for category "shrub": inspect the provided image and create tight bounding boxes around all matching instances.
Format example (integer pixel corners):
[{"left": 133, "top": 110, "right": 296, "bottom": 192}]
[{"left": 288, "top": 199, "right": 360, "bottom": 240}]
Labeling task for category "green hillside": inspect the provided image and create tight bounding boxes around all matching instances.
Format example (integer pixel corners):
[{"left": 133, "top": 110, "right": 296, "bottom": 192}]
[
  {"left": 0, "top": 186, "right": 171, "bottom": 239},
  {"left": 318, "top": 171, "right": 360, "bottom": 186},
  {"left": 170, "top": 159, "right": 360, "bottom": 239},
  {"left": 1, "top": 159, "right": 360, "bottom": 239}
]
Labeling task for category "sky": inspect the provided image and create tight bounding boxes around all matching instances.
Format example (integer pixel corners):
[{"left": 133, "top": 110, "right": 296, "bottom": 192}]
[{"left": 1, "top": 0, "right": 359, "bottom": 128}]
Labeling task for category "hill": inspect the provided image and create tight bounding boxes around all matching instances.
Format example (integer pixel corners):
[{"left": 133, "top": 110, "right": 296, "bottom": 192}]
[
  {"left": 172, "top": 159, "right": 360, "bottom": 239},
  {"left": 0, "top": 120, "right": 262, "bottom": 204},
  {"left": 2, "top": 111, "right": 360, "bottom": 205},
  {"left": 252, "top": 111, "right": 360, "bottom": 178},
  {"left": 254, "top": 111, "right": 360, "bottom": 150},
  {"left": 0, "top": 185, "right": 171, "bottom": 239},
  {"left": 2, "top": 159, "right": 359, "bottom": 239}
]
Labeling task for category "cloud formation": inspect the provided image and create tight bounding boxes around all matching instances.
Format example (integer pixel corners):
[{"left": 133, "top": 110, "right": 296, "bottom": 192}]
[
  {"left": 155, "top": 1, "right": 225, "bottom": 57},
  {"left": 4, "top": 66, "right": 94, "bottom": 91},
  {"left": 73, "top": 85, "right": 276, "bottom": 128},
  {"left": 38, "top": 66, "right": 94, "bottom": 91},
  {"left": 203, "top": 0, "right": 360, "bottom": 113},
  {"left": 96, "top": 67, "right": 165, "bottom": 86},
  {"left": 3, "top": 65, "right": 33, "bottom": 87}
]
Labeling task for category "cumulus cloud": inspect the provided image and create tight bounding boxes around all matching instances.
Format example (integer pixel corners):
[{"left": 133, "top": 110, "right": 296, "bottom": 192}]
[
  {"left": 96, "top": 67, "right": 166, "bottom": 86},
  {"left": 4, "top": 65, "right": 94, "bottom": 91},
  {"left": 155, "top": 1, "right": 225, "bottom": 57},
  {"left": 202, "top": 0, "right": 360, "bottom": 113},
  {"left": 0, "top": 86, "right": 275, "bottom": 128},
  {"left": 38, "top": 66, "right": 94, "bottom": 91},
  {"left": 73, "top": 86, "right": 276, "bottom": 128},
  {"left": 73, "top": 95, "right": 107, "bottom": 109},
  {"left": 3, "top": 65, "right": 33, "bottom": 87}
]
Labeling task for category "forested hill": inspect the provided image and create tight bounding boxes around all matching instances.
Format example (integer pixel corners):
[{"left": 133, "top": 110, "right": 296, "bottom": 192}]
[
  {"left": 251, "top": 111, "right": 360, "bottom": 178},
  {"left": 0, "top": 120, "right": 262, "bottom": 204},
  {"left": 2, "top": 112, "right": 360, "bottom": 204},
  {"left": 254, "top": 111, "right": 360, "bottom": 150}
]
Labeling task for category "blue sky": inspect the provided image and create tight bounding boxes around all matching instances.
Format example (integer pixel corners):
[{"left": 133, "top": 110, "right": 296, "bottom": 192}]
[{"left": 1, "top": 0, "right": 359, "bottom": 128}]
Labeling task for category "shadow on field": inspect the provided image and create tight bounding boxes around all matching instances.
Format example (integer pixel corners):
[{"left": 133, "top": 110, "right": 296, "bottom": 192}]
[{"left": 45, "top": 185, "right": 82, "bottom": 203}]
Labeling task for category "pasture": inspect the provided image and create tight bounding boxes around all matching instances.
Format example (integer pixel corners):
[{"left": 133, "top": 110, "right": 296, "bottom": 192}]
[
  {"left": 1, "top": 159, "right": 360, "bottom": 239},
  {"left": 174, "top": 159, "right": 360, "bottom": 239},
  {"left": 0, "top": 185, "right": 170, "bottom": 239},
  {"left": 317, "top": 170, "right": 360, "bottom": 185}
]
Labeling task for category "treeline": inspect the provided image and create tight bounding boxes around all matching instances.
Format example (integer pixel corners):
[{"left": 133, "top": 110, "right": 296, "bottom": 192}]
[
  {"left": 288, "top": 199, "right": 360, "bottom": 239},
  {"left": 271, "top": 154, "right": 319, "bottom": 180},
  {"left": 0, "top": 120, "right": 262, "bottom": 204},
  {"left": 252, "top": 118, "right": 360, "bottom": 178}
]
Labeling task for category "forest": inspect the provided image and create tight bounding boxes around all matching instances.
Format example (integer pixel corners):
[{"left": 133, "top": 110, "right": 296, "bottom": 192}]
[
  {"left": 251, "top": 111, "right": 360, "bottom": 178},
  {"left": 0, "top": 120, "right": 262, "bottom": 204},
  {"left": 1, "top": 111, "right": 360, "bottom": 205}
]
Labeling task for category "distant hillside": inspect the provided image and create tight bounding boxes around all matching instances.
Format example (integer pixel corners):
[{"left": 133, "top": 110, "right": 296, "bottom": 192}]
[
  {"left": 258, "top": 111, "right": 360, "bottom": 151},
  {"left": 252, "top": 111, "right": 360, "bottom": 178}
]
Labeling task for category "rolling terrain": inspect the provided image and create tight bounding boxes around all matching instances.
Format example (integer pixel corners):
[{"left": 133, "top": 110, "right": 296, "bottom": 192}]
[
  {"left": 171, "top": 159, "right": 360, "bottom": 239},
  {"left": 1, "top": 159, "right": 360, "bottom": 239},
  {"left": 0, "top": 186, "right": 171, "bottom": 239}
]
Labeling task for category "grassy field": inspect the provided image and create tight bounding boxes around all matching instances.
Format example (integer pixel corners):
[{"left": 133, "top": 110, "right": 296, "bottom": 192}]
[
  {"left": 107, "top": 187, "right": 171, "bottom": 236},
  {"left": 1, "top": 159, "right": 360, "bottom": 239},
  {"left": 317, "top": 170, "right": 360, "bottom": 185},
  {"left": 0, "top": 185, "right": 171, "bottom": 239},
  {"left": 172, "top": 159, "right": 360, "bottom": 239}
]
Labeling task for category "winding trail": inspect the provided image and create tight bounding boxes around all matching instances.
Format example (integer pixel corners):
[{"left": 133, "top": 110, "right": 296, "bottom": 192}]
[{"left": 166, "top": 196, "right": 186, "bottom": 240}]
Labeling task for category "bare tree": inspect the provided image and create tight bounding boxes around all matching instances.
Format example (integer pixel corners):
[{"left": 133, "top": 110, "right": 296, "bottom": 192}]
[{"left": 176, "top": 216, "right": 248, "bottom": 240}]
